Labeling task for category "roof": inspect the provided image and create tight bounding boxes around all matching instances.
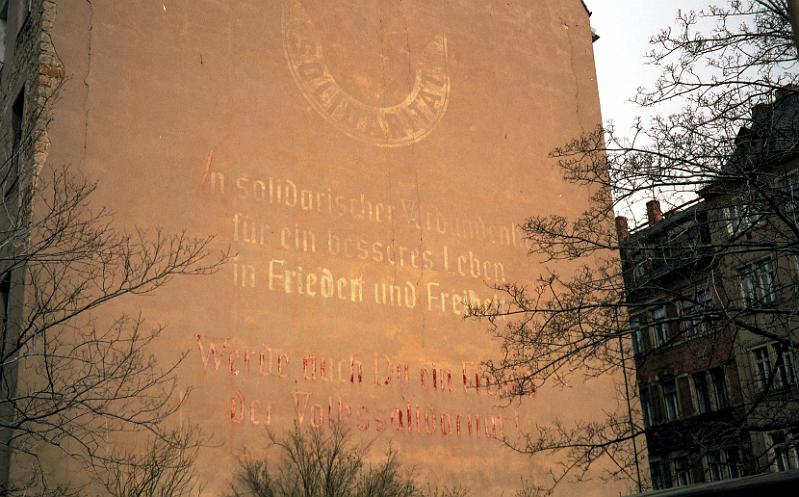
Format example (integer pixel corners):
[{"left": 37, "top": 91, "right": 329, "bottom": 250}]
[{"left": 623, "top": 197, "right": 704, "bottom": 240}]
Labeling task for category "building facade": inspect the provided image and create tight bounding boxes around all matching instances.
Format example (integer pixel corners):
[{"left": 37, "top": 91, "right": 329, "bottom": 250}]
[
  {"left": 1, "top": 1, "right": 611, "bottom": 495},
  {"left": 617, "top": 87, "right": 799, "bottom": 491}
]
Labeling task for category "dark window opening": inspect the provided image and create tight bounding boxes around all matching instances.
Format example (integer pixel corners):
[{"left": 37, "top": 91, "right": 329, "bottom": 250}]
[
  {"left": 693, "top": 372, "right": 710, "bottom": 414},
  {"left": 5, "top": 89, "right": 24, "bottom": 199},
  {"left": 712, "top": 367, "right": 729, "bottom": 409},
  {"left": 0, "top": 271, "right": 10, "bottom": 334}
]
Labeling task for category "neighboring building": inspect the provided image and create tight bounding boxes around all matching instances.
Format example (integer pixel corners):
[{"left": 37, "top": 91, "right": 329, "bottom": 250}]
[
  {"left": 616, "top": 87, "right": 799, "bottom": 490},
  {"left": 627, "top": 469, "right": 799, "bottom": 497},
  {"left": 1, "top": 1, "right": 609, "bottom": 495}
]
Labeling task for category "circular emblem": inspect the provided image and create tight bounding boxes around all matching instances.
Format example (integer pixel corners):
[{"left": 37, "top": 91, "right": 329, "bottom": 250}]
[{"left": 282, "top": 0, "right": 451, "bottom": 147}]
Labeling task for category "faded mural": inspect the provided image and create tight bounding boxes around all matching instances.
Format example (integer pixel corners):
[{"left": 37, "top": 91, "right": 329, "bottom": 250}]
[{"left": 47, "top": 0, "right": 609, "bottom": 494}]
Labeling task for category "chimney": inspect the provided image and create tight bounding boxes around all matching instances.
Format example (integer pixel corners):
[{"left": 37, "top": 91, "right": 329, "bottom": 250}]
[
  {"left": 646, "top": 199, "right": 663, "bottom": 225},
  {"left": 615, "top": 216, "right": 629, "bottom": 240}
]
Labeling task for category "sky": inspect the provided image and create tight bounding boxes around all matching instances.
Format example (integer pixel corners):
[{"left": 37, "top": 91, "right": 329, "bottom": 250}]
[
  {"left": 584, "top": 0, "right": 712, "bottom": 218},
  {"left": 586, "top": 0, "right": 709, "bottom": 132}
]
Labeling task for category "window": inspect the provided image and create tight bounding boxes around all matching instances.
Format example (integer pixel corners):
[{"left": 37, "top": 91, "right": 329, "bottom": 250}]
[
  {"left": 739, "top": 259, "right": 777, "bottom": 306},
  {"left": 679, "top": 298, "right": 697, "bottom": 336},
  {"left": 740, "top": 269, "right": 756, "bottom": 305},
  {"left": 770, "top": 431, "right": 798, "bottom": 472},
  {"left": 758, "top": 260, "right": 777, "bottom": 303},
  {"left": 630, "top": 317, "right": 644, "bottom": 355},
  {"left": 774, "top": 344, "right": 797, "bottom": 388},
  {"left": 724, "top": 205, "right": 746, "bottom": 236},
  {"left": 711, "top": 367, "right": 729, "bottom": 409},
  {"left": 1, "top": 271, "right": 10, "bottom": 335},
  {"left": 662, "top": 380, "right": 679, "bottom": 421},
  {"left": 725, "top": 449, "right": 742, "bottom": 479},
  {"left": 640, "top": 388, "right": 653, "bottom": 427},
  {"left": 679, "top": 289, "right": 712, "bottom": 336},
  {"left": 752, "top": 344, "right": 797, "bottom": 391},
  {"left": 707, "top": 451, "right": 724, "bottom": 481},
  {"left": 650, "top": 460, "right": 671, "bottom": 490},
  {"left": 696, "top": 288, "right": 712, "bottom": 331},
  {"left": 774, "top": 442, "right": 791, "bottom": 472},
  {"left": 652, "top": 306, "right": 668, "bottom": 347},
  {"left": 12, "top": 88, "right": 23, "bottom": 149},
  {"left": 754, "top": 346, "right": 772, "bottom": 390},
  {"left": 777, "top": 170, "right": 799, "bottom": 221},
  {"left": 706, "top": 448, "right": 743, "bottom": 481},
  {"left": 4, "top": 89, "right": 23, "bottom": 199},
  {"left": 673, "top": 456, "right": 693, "bottom": 486},
  {"left": 692, "top": 372, "right": 710, "bottom": 414},
  {"left": 723, "top": 203, "right": 763, "bottom": 236}
]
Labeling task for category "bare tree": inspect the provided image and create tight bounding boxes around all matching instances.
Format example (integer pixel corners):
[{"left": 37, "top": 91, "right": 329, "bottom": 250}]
[
  {"left": 92, "top": 429, "right": 202, "bottom": 497},
  {"left": 0, "top": 70, "right": 228, "bottom": 497},
  {"left": 468, "top": 1, "right": 799, "bottom": 493},
  {"left": 228, "top": 424, "right": 468, "bottom": 497}
]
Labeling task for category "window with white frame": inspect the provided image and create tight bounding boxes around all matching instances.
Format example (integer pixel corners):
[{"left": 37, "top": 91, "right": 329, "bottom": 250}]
[
  {"left": 774, "top": 344, "right": 798, "bottom": 388},
  {"left": 652, "top": 306, "right": 668, "bottom": 347},
  {"left": 705, "top": 448, "right": 743, "bottom": 481},
  {"left": 740, "top": 267, "right": 756, "bottom": 305},
  {"left": 769, "top": 431, "right": 798, "bottom": 472},
  {"left": 723, "top": 203, "right": 764, "bottom": 236},
  {"left": 753, "top": 346, "right": 772, "bottom": 390},
  {"left": 739, "top": 259, "right": 777, "bottom": 306},
  {"left": 723, "top": 204, "right": 748, "bottom": 236},
  {"left": 662, "top": 380, "right": 679, "bottom": 421},
  {"left": 752, "top": 344, "right": 797, "bottom": 391},
  {"left": 776, "top": 170, "right": 799, "bottom": 221},
  {"left": 758, "top": 260, "right": 777, "bottom": 303}
]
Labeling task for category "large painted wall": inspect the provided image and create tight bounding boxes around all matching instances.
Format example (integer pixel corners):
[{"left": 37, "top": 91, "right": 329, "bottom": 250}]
[{"left": 46, "top": 1, "right": 611, "bottom": 494}]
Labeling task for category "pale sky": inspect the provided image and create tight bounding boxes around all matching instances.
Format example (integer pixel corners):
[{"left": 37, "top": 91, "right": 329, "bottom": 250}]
[
  {"left": 586, "top": 0, "right": 710, "bottom": 131},
  {"left": 585, "top": 0, "right": 712, "bottom": 218}
]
